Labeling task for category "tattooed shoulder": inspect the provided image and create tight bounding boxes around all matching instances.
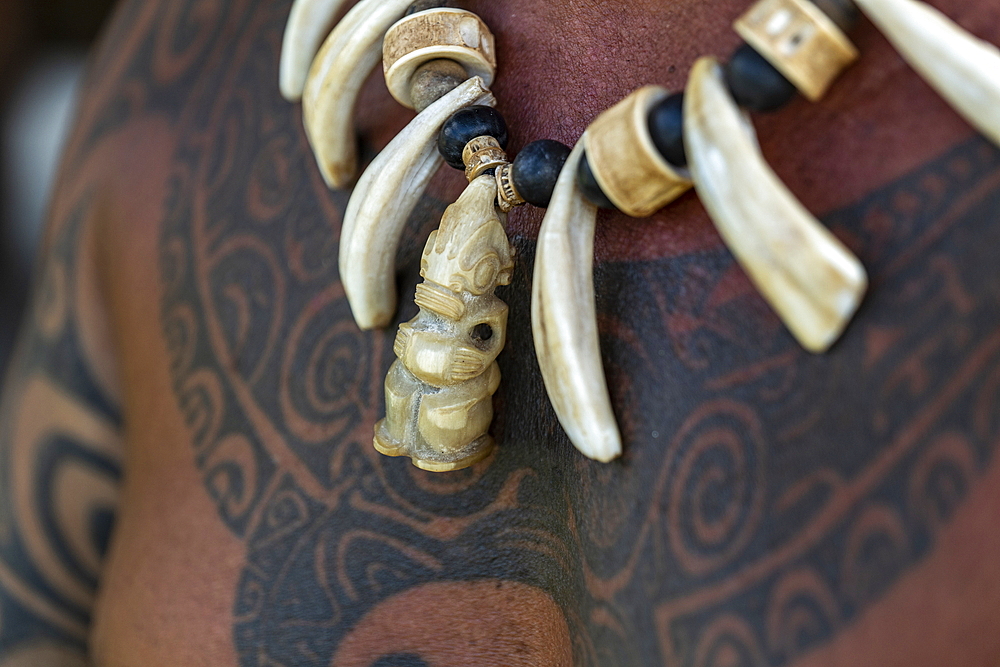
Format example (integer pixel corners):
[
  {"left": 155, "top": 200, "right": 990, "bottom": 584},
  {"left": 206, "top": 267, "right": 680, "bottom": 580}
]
[{"left": 0, "top": 200, "right": 123, "bottom": 662}]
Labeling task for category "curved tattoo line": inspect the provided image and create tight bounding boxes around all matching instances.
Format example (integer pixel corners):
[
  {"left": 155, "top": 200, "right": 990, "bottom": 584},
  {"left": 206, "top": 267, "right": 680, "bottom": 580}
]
[
  {"left": 0, "top": 560, "right": 87, "bottom": 640},
  {"left": 765, "top": 567, "right": 841, "bottom": 661}
]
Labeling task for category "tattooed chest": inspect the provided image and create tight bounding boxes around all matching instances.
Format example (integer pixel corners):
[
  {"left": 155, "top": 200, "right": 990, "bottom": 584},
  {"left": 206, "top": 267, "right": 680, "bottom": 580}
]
[{"left": 145, "top": 1, "right": 1000, "bottom": 666}]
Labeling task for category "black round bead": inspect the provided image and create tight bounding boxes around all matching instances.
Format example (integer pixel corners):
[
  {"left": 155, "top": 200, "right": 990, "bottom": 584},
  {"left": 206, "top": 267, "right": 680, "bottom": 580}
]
[
  {"left": 438, "top": 106, "right": 508, "bottom": 170},
  {"left": 807, "top": 0, "right": 859, "bottom": 31},
  {"left": 576, "top": 151, "right": 617, "bottom": 210},
  {"left": 724, "top": 43, "right": 797, "bottom": 112},
  {"left": 648, "top": 92, "right": 687, "bottom": 168},
  {"left": 511, "top": 139, "right": 571, "bottom": 208}
]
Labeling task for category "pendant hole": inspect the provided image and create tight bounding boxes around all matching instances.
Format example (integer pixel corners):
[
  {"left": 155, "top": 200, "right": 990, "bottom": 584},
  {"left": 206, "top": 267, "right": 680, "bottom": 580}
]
[{"left": 471, "top": 323, "right": 493, "bottom": 343}]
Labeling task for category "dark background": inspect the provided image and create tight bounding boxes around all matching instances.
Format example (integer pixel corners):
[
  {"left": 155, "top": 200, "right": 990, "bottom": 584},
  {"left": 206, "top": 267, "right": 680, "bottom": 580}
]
[{"left": 0, "top": 0, "right": 117, "bottom": 380}]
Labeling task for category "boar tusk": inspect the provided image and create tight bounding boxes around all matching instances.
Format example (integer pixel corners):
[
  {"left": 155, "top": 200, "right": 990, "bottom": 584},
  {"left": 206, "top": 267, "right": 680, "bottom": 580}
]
[
  {"left": 340, "top": 77, "right": 495, "bottom": 330},
  {"left": 684, "top": 57, "right": 868, "bottom": 353},
  {"left": 531, "top": 137, "right": 623, "bottom": 463},
  {"left": 279, "top": 0, "right": 350, "bottom": 102},
  {"left": 301, "top": 0, "right": 414, "bottom": 188}
]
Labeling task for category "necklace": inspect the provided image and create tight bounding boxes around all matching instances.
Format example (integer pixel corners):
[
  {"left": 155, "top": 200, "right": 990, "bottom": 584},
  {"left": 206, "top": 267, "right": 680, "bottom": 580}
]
[{"left": 279, "top": 0, "right": 1000, "bottom": 471}]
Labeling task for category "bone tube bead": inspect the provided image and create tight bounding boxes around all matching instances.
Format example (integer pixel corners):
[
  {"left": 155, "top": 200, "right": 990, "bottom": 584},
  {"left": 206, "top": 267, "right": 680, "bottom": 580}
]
[
  {"left": 735, "top": 0, "right": 859, "bottom": 101},
  {"left": 582, "top": 86, "right": 692, "bottom": 218},
  {"left": 383, "top": 8, "right": 496, "bottom": 109}
]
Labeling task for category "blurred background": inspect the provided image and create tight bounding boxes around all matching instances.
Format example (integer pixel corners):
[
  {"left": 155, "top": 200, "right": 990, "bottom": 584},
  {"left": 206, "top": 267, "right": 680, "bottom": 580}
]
[{"left": 0, "top": 0, "right": 117, "bottom": 381}]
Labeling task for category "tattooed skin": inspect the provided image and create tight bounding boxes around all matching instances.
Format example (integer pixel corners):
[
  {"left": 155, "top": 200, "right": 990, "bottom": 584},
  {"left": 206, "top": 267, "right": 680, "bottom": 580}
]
[
  {"left": 5, "top": 0, "right": 1000, "bottom": 664},
  {"left": 0, "top": 205, "right": 123, "bottom": 663}
]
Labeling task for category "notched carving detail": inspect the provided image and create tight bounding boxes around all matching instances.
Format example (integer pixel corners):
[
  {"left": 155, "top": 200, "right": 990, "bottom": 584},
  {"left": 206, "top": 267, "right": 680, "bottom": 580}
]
[{"left": 374, "top": 176, "right": 512, "bottom": 472}]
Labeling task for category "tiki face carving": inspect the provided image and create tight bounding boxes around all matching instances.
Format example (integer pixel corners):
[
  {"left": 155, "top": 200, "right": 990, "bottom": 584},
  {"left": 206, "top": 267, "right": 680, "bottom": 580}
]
[{"left": 374, "top": 176, "right": 513, "bottom": 471}]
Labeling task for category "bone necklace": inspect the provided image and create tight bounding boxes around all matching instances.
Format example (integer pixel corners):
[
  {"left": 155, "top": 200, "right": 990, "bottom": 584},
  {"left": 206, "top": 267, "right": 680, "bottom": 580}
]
[{"left": 280, "top": 0, "right": 1000, "bottom": 470}]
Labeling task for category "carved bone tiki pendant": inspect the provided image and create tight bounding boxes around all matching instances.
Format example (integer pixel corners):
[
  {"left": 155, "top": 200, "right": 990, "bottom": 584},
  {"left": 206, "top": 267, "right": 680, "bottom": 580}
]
[{"left": 374, "top": 175, "right": 514, "bottom": 471}]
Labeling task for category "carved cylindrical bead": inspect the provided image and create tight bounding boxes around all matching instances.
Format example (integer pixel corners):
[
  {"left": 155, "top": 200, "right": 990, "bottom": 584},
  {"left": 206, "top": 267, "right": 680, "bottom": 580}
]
[
  {"left": 734, "top": 0, "right": 859, "bottom": 101},
  {"left": 582, "top": 86, "right": 692, "bottom": 218},
  {"left": 495, "top": 163, "right": 525, "bottom": 212},
  {"left": 383, "top": 8, "right": 496, "bottom": 109},
  {"left": 462, "top": 135, "right": 508, "bottom": 180}
]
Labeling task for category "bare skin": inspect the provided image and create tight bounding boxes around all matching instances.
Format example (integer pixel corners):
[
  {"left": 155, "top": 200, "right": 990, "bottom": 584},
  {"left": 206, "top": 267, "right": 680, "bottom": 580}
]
[{"left": 1, "top": 0, "right": 1000, "bottom": 665}]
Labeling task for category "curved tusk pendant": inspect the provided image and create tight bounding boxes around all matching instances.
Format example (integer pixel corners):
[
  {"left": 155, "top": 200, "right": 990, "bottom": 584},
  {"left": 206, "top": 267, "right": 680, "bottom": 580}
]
[
  {"left": 854, "top": 0, "right": 1000, "bottom": 147},
  {"left": 301, "top": 0, "right": 414, "bottom": 188},
  {"left": 374, "top": 175, "right": 514, "bottom": 472},
  {"left": 340, "top": 77, "right": 495, "bottom": 330},
  {"left": 684, "top": 57, "right": 868, "bottom": 353},
  {"left": 279, "top": 0, "right": 350, "bottom": 102},
  {"left": 531, "top": 138, "right": 623, "bottom": 463}
]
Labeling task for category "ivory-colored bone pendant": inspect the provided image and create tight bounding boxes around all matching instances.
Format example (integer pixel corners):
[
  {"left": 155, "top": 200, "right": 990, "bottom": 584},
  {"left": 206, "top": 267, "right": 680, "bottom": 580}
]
[
  {"left": 854, "top": 0, "right": 1000, "bottom": 148},
  {"left": 374, "top": 176, "right": 514, "bottom": 472},
  {"left": 684, "top": 57, "right": 867, "bottom": 352}
]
